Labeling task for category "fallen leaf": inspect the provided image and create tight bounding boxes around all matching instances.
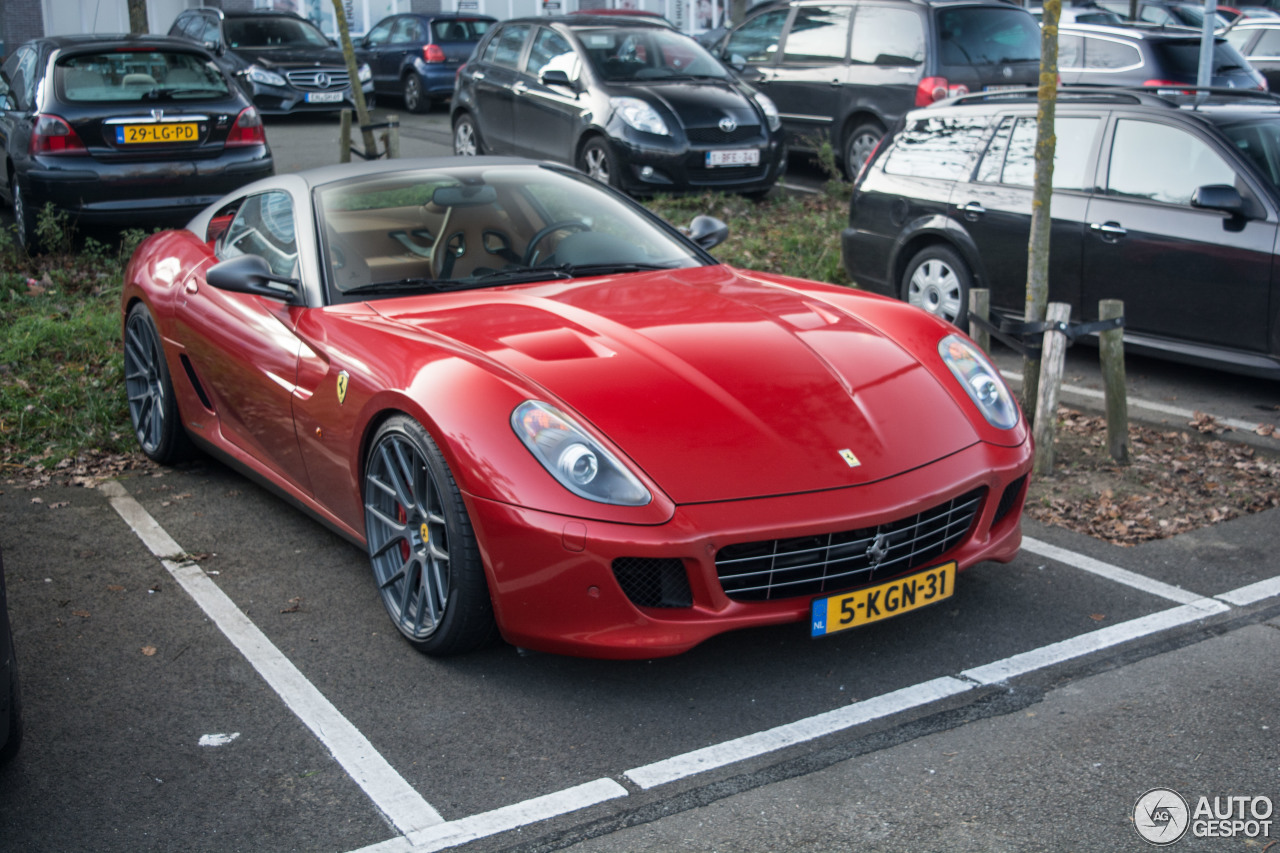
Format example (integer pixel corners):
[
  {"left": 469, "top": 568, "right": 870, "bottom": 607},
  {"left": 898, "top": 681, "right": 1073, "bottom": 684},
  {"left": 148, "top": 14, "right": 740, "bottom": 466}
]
[
  {"left": 1089, "top": 613, "right": 1106, "bottom": 622},
  {"left": 72, "top": 609, "right": 90, "bottom": 619},
  {"left": 107, "top": 584, "right": 125, "bottom": 593},
  {"left": 141, "top": 645, "right": 157, "bottom": 656},
  {"left": 280, "top": 596, "right": 303, "bottom": 614}
]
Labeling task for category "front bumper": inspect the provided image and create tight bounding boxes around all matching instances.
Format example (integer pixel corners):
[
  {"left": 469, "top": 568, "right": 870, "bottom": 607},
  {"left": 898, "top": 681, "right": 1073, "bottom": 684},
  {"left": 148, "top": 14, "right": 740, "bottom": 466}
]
[
  {"left": 467, "top": 437, "right": 1032, "bottom": 658},
  {"left": 610, "top": 130, "right": 787, "bottom": 196},
  {"left": 247, "top": 80, "right": 376, "bottom": 115}
]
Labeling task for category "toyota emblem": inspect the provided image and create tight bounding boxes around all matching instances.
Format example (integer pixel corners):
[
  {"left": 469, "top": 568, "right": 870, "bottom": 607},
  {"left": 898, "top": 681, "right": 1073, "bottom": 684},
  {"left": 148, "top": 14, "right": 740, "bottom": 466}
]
[
  {"left": 316, "top": 72, "right": 331, "bottom": 88},
  {"left": 719, "top": 117, "right": 737, "bottom": 133}
]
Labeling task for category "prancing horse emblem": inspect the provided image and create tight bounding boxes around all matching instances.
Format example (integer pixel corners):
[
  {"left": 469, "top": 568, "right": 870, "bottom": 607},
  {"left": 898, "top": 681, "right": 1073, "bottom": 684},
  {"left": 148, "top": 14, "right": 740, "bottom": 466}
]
[
  {"left": 336, "top": 370, "right": 349, "bottom": 404},
  {"left": 839, "top": 448, "right": 861, "bottom": 467},
  {"left": 866, "top": 532, "right": 891, "bottom": 568}
]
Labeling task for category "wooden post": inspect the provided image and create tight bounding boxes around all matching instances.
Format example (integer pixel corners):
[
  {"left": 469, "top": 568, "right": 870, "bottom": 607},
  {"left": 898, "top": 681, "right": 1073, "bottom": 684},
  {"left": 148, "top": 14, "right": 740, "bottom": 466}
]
[
  {"left": 1032, "top": 301, "right": 1071, "bottom": 476},
  {"left": 968, "top": 288, "right": 990, "bottom": 354},
  {"left": 384, "top": 114, "right": 400, "bottom": 159},
  {"left": 339, "top": 109, "right": 352, "bottom": 163},
  {"left": 1100, "top": 298, "right": 1129, "bottom": 464}
]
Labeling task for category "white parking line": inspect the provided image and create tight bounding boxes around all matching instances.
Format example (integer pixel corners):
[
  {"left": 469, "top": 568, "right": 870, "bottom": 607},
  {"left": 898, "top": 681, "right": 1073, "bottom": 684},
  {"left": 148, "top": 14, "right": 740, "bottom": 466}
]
[
  {"left": 100, "top": 480, "right": 445, "bottom": 836},
  {"left": 1000, "top": 369, "right": 1269, "bottom": 434},
  {"left": 97, "top": 477, "right": 1280, "bottom": 853}
]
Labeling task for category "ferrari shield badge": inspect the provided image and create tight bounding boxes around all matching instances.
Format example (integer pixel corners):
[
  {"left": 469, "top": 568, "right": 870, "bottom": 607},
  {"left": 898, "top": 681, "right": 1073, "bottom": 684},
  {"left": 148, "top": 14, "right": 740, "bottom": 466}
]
[
  {"left": 336, "top": 370, "right": 350, "bottom": 405},
  {"left": 839, "top": 449, "right": 861, "bottom": 468}
]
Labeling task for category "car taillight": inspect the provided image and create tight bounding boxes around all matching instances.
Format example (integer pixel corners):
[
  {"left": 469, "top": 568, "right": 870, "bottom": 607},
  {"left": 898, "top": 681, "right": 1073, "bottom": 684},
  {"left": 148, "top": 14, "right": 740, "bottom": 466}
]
[
  {"left": 916, "top": 76, "right": 968, "bottom": 107},
  {"left": 226, "top": 106, "right": 266, "bottom": 147},
  {"left": 423, "top": 43, "right": 446, "bottom": 63},
  {"left": 1143, "top": 79, "right": 1194, "bottom": 94},
  {"left": 30, "top": 115, "right": 87, "bottom": 155}
]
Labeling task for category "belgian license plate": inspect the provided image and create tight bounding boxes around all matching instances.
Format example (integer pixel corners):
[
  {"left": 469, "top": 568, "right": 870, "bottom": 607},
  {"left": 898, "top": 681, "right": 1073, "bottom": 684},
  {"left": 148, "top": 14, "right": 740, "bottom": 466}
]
[
  {"left": 116, "top": 123, "right": 198, "bottom": 144},
  {"left": 810, "top": 562, "right": 956, "bottom": 637},
  {"left": 306, "top": 91, "right": 344, "bottom": 103},
  {"left": 706, "top": 149, "right": 759, "bottom": 168}
]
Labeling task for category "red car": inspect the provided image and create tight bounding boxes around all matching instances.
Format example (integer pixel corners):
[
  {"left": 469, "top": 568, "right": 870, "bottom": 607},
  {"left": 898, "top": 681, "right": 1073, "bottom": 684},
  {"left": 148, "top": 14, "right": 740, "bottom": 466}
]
[{"left": 121, "top": 158, "right": 1032, "bottom": 659}]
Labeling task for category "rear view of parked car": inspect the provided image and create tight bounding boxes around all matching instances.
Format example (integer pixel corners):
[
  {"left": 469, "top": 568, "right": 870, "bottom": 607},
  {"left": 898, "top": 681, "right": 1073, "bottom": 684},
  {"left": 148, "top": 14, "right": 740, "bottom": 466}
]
[
  {"left": 452, "top": 16, "right": 787, "bottom": 197},
  {"left": 362, "top": 13, "right": 495, "bottom": 113},
  {"left": 169, "top": 8, "right": 374, "bottom": 114},
  {"left": 716, "top": 0, "right": 1041, "bottom": 178},
  {"left": 1059, "top": 23, "right": 1265, "bottom": 89},
  {"left": 1225, "top": 19, "right": 1280, "bottom": 90},
  {"left": 842, "top": 87, "right": 1280, "bottom": 378},
  {"left": 0, "top": 34, "right": 274, "bottom": 253}
]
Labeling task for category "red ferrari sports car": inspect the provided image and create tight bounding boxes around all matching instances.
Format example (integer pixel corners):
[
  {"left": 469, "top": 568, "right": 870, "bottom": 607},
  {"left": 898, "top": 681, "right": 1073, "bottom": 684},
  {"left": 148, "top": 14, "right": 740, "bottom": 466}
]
[{"left": 122, "top": 157, "right": 1032, "bottom": 659}]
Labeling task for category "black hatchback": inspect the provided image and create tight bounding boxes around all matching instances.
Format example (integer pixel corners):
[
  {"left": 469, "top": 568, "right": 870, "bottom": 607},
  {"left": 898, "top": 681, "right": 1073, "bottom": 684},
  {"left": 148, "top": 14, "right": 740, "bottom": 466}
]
[
  {"left": 0, "top": 34, "right": 274, "bottom": 252},
  {"left": 716, "top": 0, "right": 1042, "bottom": 178},
  {"left": 841, "top": 87, "right": 1280, "bottom": 378},
  {"left": 451, "top": 16, "right": 787, "bottom": 196}
]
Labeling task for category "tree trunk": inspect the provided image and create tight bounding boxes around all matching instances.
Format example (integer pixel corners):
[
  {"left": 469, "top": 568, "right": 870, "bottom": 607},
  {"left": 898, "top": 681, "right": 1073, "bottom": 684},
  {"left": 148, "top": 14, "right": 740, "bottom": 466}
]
[
  {"left": 128, "top": 0, "right": 148, "bottom": 34},
  {"left": 330, "top": 0, "right": 376, "bottom": 158},
  {"left": 1022, "top": 0, "right": 1061, "bottom": 426}
]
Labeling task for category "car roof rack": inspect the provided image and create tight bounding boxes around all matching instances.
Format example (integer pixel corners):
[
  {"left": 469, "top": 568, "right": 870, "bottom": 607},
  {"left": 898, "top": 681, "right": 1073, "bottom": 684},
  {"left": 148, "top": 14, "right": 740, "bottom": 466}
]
[{"left": 946, "top": 84, "right": 1280, "bottom": 109}]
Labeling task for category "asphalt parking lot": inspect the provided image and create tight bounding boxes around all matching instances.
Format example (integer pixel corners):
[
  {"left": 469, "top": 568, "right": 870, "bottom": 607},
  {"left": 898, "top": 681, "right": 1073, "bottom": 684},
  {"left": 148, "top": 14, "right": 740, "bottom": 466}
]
[{"left": 2, "top": 109, "right": 1279, "bottom": 852}]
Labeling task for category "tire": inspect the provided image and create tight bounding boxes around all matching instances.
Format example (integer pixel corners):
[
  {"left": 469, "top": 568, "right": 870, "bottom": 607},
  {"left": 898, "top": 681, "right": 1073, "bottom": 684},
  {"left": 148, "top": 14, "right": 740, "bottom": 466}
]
[
  {"left": 902, "top": 245, "right": 971, "bottom": 327},
  {"left": 403, "top": 74, "right": 427, "bottom": 114},
  {"left": 363, "top": 415, "right": 497, "bottom": 656},
  {"left": 453, "top": 113, "right": 483, "bottom": 156},
  {"left": 843, "top": 120, "right": 885, "bottom": 182},
  {"left": 11, "top": 177, "right": 41, "bottom": 255},
  {"left": 578, "top": 137, "right": 618, "bottom": 188},
  {"left": 123, "top": 302, "right": 192, "bottom": 464}
]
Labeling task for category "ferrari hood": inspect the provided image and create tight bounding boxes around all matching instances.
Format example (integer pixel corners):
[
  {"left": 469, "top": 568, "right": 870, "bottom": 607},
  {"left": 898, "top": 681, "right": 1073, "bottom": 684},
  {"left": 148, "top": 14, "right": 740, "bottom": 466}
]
[{"left": 373, "top": 267, "right": 981, "bottom": 504}]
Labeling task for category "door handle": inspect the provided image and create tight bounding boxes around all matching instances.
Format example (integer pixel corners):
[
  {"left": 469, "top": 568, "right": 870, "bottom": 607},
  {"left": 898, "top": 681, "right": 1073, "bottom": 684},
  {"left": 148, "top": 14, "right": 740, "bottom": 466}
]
[
  {"left": 1089, "top": 221, "right": 1127, "bottom": 238},
  {"left": 472, "top": 70, "right": 486, "bottom": 81},
  {"left": 513, "top": 81, "right": 528, "bottom": 95},
  {"left": 956, "top": 201, "right": 986, "bottom": 218}
]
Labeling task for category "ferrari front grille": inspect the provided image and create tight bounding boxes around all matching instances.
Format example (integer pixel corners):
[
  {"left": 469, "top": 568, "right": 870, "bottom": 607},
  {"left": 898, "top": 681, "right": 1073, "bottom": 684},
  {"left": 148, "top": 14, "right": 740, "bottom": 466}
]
[{"left": 715, "top": 488, "right": 986, "bottom": 602}]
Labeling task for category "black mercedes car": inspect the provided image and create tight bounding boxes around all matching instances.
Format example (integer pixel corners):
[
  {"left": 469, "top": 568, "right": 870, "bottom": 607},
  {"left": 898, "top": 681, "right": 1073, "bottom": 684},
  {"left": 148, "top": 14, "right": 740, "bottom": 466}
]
[
  {"left": 0, "top": 33, "right": 275, "bottom": 253},
  {"left": 451, "top": 16, "right": 786, "bottom": 196},
  {"left": 168, "top": 8, "right": 374, "bottom": 115}
]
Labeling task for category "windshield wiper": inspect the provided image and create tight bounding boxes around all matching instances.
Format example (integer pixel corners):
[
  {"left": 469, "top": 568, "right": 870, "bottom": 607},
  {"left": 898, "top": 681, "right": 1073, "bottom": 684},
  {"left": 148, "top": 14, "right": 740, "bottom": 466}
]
[
  {"left": 540, "top": 262, "right": 672, "bottom": 277},
  {"left": 343, "top": 277, "right": 463, "bottom": 296},
  {"left": 344, "top": 269, "right": 576, "bottom": 296}
]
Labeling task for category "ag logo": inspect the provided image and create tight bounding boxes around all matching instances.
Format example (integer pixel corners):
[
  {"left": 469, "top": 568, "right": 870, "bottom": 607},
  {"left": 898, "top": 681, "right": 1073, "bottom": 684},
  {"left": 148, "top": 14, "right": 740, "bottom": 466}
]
[
  {"left": 838, "top": 449, "right": 861, "bottom": 468},
  {"left": 336, "top": 370, "right": 350, "bottom": 405},
  {"left": 1134, "top": 788, "right": 1190, "bottom": 845}
]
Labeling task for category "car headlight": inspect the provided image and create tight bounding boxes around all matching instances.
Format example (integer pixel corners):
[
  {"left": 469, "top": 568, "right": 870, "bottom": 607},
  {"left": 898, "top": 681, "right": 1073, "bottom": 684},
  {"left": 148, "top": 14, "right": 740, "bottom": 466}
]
[
  {"left": 611, "top": 96, "right": 669, "bottom": 135},
  {"left": 512, "top": 401, "right": 651, "bottom": 506},
  {"left": 358, "top": 63, "right": 373, "bottom": 83},
  {"left": 245, "top": 64, "right": 287, "bottom": 87},
  {"left": 938, "top": 335, "right": 1019, "bottom": 430},
  {"left": 753, "top": 91, "right": 781, "bottom": 132}
]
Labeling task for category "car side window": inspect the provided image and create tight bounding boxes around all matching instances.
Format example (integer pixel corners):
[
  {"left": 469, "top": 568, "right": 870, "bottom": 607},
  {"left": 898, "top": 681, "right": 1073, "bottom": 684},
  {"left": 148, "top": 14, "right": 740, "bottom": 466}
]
[
  {"left": 1059, "top": 34, "right": 1085, "bottom": 69},
  {"left": 526, "top": 28, "right": 579, "bottom": 81},
  {"left": 1106, "top": 119, "right": 1238, "bottom": 205},
  {"left": 1084, "top": 37, "right": 1140, "bottom": 70},
  {"left": 366, "top": 20, "right": 394, "bottom": 46},
  {"left": 724, "top": 8, "right": 790, "bottom": 64},
  {"left": 850, "top": 6, "right": 924, "bottom": 66},
  {"left": 881, "top": 115, "right": 990, "bottom": 180},
  {"left": 484, "top": 24, "right": 531, "bottom": 69},
  {"left": 391, "top": 17, "right": 424, "bottom": 43},
  {"left": 977, "top": 115, "right": 1099, "bottom": 189},
  {"left": 1252, "top": 28, "right": 1280, "bottom": 57},
  {"left": 8, "top": 47, "right": 39, "bottom": 110},
  {"left": 782, "top": 6, "right": 851, "bottom": 63},
  {"left": 219, "top": 191, "right": 299, "bottom": 279}
]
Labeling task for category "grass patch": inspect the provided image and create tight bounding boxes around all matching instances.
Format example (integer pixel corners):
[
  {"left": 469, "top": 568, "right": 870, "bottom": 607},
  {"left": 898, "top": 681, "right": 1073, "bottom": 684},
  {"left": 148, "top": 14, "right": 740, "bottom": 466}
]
[{"left": 0, "top": 186, "right": 852, "bottom": 472}]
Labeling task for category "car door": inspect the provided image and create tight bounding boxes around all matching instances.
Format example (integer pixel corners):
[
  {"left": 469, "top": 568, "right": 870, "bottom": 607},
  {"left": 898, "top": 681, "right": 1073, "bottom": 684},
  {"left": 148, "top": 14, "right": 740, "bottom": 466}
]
[
  {"left": 846, "top": 4, "right": 926, "bottom": 128},
  {"left": 512, "top": 26, "right": 585, "bottom": 160},
  {"left": 1082, "top": 116, "right": 1277, "bottom": 351},
  {"left": 361, "top": 18, "right": 398, "bottom": 95},
  {"left": 174, "top": 189, "right": 313, "bottom": 492},
  {"left": 954, "top": 112, "right": 1100, "bottom": 318},
  {"left": 0, "top": 45, "right": 41, "bottom": 205},
  {"left": 762, "top": 4, "right": 853, "bottom": 148},
  {"left": 471, "top": 23, "right": 532, "bottom": 154}
]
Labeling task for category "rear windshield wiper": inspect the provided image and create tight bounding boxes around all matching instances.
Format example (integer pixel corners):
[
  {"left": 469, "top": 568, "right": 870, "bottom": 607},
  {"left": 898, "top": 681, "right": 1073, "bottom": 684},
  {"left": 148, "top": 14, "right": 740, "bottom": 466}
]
[{"left": 140, "top": 86, "right": 227, "bottom": 100}]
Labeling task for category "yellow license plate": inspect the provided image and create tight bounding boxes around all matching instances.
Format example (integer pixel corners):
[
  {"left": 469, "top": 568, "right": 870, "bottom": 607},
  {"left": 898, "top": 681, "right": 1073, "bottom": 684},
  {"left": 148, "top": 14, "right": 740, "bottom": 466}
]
[
  {"left": 116, "top": 123, "right": 199, "bottom": 144},
  {"left": 811, "top": 562, "right": 956, "bottom": 637}
]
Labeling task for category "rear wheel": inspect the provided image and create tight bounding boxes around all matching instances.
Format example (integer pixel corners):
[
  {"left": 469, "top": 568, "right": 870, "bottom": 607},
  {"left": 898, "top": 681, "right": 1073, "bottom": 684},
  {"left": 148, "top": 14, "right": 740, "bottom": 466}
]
[
  {"left": 403, "top": 74, "right": 428, "bottom": 114},
  {"left": 11, "top": 178, "right": 41, "bottom": 255},
  {"left": 843, "top": 120, "right": 884, "bottom": 182},
  {"left": 363, "top": 416, "right": 497, "bottom": 655},
  {"left": 453, "top": 113, "right": 483, "bottom": 156},
  {"left": 902, "top": 245, "right": 971, "bottom": 327},
  {"left": 123, "top": 302, "right": 192, "bottom": 464}
]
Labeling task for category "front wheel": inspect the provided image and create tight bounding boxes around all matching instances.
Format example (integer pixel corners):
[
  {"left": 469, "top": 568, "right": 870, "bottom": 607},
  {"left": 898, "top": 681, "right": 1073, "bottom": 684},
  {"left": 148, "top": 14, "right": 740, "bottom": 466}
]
[
  {"left": 123, "top": 302, "right": 192, "bottom": 464},
  {"left": 902, "top": 245, "right": 971, "bottom": 327},
  {"left": 363, "top": 416, "right": 497, "bottom": 655},
  {"left": 578, "top": 137, "right": 618, "bottom": 188},
  {"left": 453, "top": 113, "right": 483, "bottom": 156}
]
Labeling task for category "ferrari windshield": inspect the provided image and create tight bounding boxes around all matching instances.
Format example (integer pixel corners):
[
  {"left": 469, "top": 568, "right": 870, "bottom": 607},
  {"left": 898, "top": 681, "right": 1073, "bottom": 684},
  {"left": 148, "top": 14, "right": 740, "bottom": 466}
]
[{"left": 316, "top": 164, "right": 706, "bottom": 300}]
